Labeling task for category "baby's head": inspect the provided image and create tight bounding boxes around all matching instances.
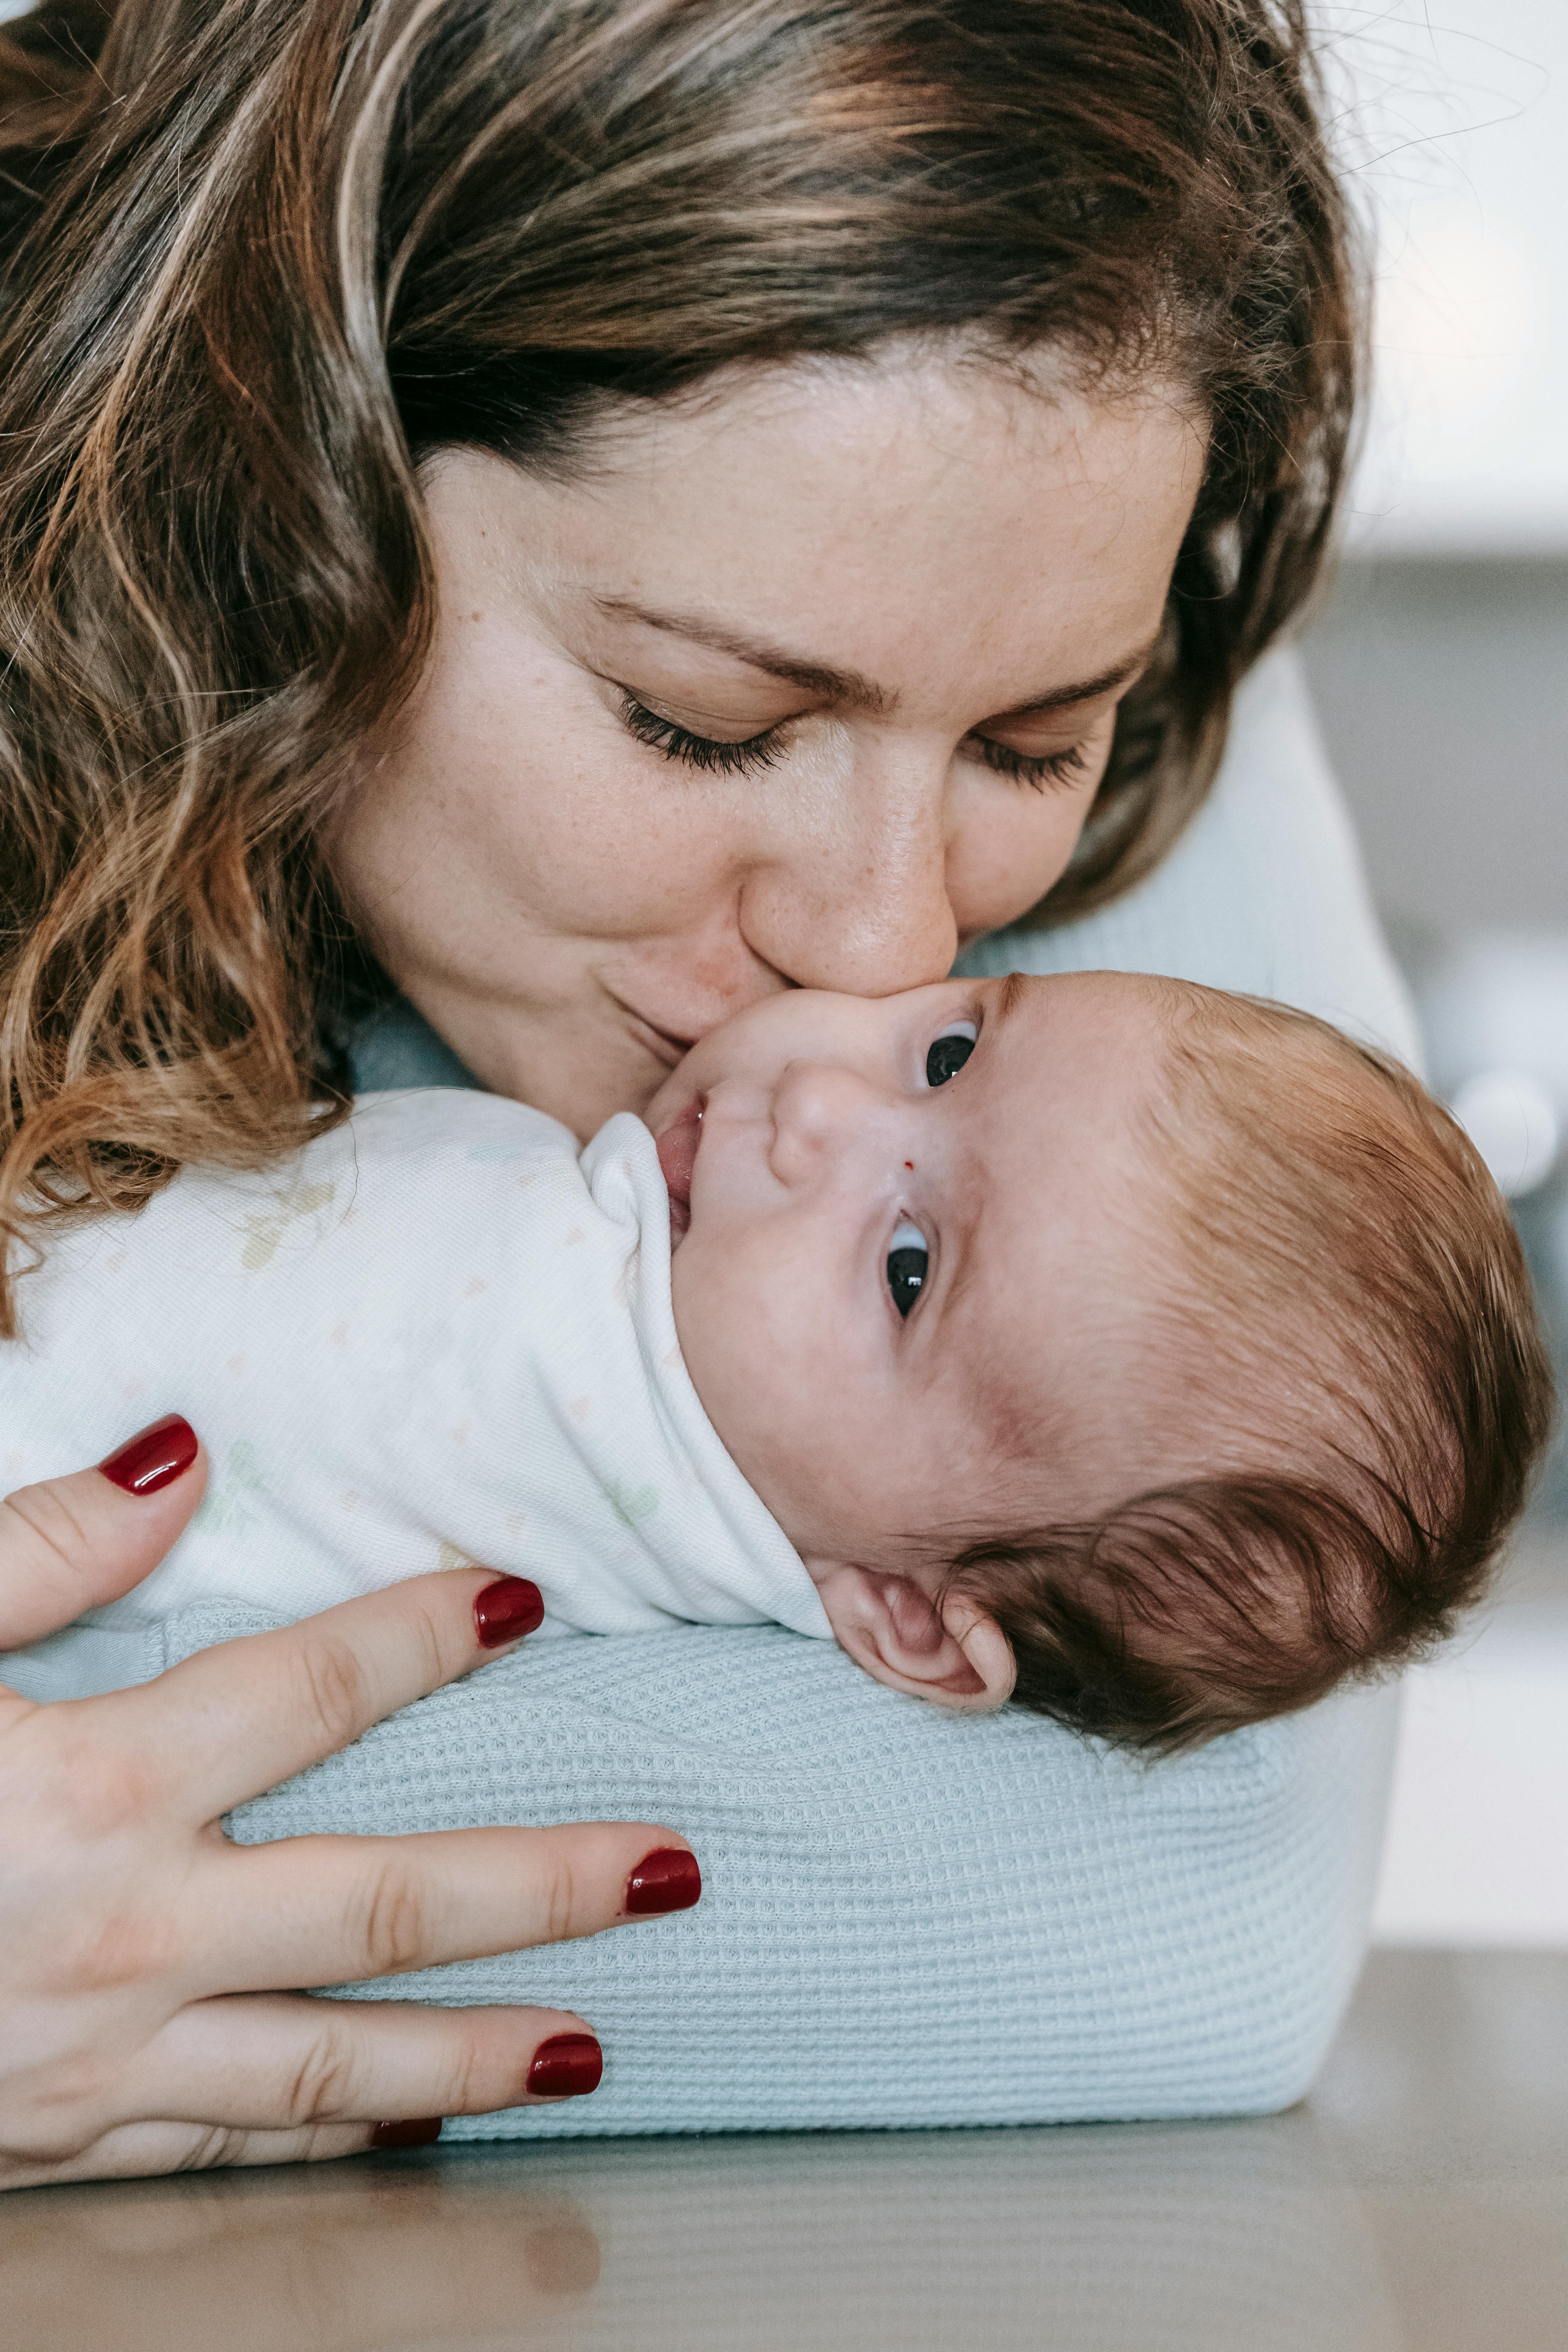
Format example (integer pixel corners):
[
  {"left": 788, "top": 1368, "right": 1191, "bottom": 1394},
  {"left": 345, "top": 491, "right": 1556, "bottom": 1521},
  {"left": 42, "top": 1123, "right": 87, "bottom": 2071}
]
[{"left": 649, "top": 971, "right": 1555, "bottom": 1748}]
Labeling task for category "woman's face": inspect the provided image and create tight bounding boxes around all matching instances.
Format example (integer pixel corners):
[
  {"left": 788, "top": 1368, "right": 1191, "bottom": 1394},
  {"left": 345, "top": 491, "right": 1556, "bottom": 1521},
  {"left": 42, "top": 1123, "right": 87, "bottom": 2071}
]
[{"left": 329, "top": 354, "right": 1205, "bottom": 1136}]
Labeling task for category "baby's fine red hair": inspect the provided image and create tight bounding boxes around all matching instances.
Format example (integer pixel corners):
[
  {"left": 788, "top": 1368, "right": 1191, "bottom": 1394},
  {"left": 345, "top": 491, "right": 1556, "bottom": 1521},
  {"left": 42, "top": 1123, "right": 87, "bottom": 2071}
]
[{"left": 948, "top": 987, "right": 1556, "bottom": 1751}]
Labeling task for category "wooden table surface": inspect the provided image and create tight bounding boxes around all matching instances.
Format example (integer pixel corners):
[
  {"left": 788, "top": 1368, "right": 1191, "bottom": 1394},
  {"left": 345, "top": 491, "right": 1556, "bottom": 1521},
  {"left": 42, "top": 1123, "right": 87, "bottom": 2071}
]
[{"left": 4, "top": 1949, "right": 1565, "bottom": 2350}]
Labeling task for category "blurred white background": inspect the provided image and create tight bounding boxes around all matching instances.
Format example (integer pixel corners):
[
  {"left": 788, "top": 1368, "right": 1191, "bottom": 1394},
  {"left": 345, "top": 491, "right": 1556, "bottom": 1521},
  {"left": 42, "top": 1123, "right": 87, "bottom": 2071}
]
[
  {"left": 1305, "top": 2, "right": 1568, "bottom": 1949},
  {"left": 1326, "top": 0, "right": 1568, "bottom": 556}
]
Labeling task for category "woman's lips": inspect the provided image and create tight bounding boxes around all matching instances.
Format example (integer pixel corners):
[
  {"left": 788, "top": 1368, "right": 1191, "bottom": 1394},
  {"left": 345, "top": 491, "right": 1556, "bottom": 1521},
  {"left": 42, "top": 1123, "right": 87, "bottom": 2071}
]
[{"left": 655, "top": 1098, "right": 704, "bottom": 1243}]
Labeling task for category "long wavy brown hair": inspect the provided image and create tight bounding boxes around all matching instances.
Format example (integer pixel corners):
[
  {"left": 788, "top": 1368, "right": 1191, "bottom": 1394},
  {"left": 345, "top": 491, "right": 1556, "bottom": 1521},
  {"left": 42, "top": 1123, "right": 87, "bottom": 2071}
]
[{"left": 0, "top": 0, "right": 1359, "bottom": 1333}]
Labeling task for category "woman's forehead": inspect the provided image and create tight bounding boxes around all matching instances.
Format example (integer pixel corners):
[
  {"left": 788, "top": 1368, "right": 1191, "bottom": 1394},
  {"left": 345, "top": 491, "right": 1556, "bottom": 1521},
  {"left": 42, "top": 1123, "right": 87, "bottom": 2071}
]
[
  {"left": 425, "top": 372, "right": 1200, "bottom": 715},
  {"left": 508, "top": 353, "right": 1205, "bottom": 550}
]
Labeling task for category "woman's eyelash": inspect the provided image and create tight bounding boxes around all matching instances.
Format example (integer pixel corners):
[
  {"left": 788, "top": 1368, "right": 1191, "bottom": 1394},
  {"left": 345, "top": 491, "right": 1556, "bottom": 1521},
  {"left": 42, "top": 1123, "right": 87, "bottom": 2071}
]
[
  {"left": 619, "top": 691, "right": 1091, "bottom": 793},
  {"left": 973, "top": 737, "right": 1093, "bottom": 792},
  {"left": 619, "top": 694, "right": 782, "bottom": 776}
]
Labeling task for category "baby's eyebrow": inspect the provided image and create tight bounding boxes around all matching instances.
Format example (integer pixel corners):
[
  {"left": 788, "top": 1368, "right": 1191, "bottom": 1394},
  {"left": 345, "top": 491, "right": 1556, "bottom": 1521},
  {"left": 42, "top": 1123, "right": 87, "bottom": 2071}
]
[{"left": 989, "top": 970, "right": 1030, "bottom": 1034}]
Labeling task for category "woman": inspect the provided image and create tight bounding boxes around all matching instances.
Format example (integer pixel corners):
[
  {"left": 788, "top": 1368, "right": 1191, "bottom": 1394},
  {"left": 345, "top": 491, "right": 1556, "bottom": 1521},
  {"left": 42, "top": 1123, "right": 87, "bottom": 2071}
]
[{"left": 0, "top": 0, "right": 1410, "bottom": 2184}]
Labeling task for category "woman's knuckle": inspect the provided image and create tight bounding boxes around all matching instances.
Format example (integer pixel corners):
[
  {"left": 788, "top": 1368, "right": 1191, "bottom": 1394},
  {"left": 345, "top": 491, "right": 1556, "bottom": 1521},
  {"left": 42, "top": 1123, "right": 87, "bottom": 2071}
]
[
  {"left": 0, "top": 2055, "right": 119, "bottom": 2171},
  {"left": 60, "top": 1904, "right": 175, "bottom": 1996},
  {"left": 47, "top": 1731, "right": 162, "bottom": 1843},
  {"left": 178, "top": 2123, "right": 252, "bottom": 2173},
  {"left": 293, "top": 1636, "right": 371, "bottom": 1750},
  {"left": 541, "top": 1850, "right": 580, "bottom": 1944},
  {"left": 408, "top": 1598, "right": 455, "bottom": 1690},
  {"left": 356, "top": 1863, "right": 431, "bottom": 1977},
  {"left": 284, "top": 2026, "right": 361, "bottom": 2126},
  {"left": 2, "top": 1483, "right": 94, "bottom": 1583}
]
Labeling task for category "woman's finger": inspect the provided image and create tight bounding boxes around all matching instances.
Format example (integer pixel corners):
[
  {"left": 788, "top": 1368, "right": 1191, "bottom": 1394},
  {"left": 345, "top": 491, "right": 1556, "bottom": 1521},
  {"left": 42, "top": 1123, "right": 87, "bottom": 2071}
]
[
  {"left": 0, "top": 2116, "right": 374, "bottom": 2194},
  {"left": 98, "top": 1567, "right": 544, "bottom": 1820},
  {"left": 189, "top": 1824, "right": 701, "bottom": 1995},
  {"left": 0, "top": 1418, "right": 206, "bottom": 1648},
  {"left": 146, "top": 1993, "right": 607, "bottom": 2131}
]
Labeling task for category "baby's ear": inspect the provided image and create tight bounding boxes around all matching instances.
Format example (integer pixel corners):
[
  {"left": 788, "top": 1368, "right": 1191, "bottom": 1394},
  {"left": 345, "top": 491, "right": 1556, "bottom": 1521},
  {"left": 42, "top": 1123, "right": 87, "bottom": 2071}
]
[{"left": 809, "top": 1563, "right": 1016, "bottom": 1713}]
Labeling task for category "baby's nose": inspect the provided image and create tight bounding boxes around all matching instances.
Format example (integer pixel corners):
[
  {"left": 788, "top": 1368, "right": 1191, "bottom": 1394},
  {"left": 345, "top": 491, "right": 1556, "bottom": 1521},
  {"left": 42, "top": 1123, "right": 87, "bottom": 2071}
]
[{"left": 768, "top": 1060, "right": 893, "bottom": 1182}]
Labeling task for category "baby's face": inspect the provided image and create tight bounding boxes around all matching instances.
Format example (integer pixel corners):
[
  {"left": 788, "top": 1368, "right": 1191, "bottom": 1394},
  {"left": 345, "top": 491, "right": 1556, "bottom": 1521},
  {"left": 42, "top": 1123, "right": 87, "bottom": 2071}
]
[{"left": 648, "top": 971, "right": 1170, "bottom": 1579}]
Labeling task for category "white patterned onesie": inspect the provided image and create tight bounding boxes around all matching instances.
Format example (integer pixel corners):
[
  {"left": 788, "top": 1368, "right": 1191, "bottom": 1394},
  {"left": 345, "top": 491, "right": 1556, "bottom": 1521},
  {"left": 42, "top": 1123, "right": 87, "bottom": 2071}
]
[{"left": 1, "top": 1091, "right": 831, "bottom": 1699}]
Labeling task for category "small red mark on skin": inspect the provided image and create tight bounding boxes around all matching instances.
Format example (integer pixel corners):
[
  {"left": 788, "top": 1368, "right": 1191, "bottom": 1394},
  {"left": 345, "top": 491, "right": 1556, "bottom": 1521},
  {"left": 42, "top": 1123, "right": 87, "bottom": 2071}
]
[{"left": 905, "top": 1161, "right": 914, "bottom": 1170}]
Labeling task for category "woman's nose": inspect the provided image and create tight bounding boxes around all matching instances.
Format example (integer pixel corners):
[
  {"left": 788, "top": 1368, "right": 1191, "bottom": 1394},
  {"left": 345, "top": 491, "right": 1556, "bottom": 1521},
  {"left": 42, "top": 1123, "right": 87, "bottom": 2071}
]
[
  {"left": 766, "top": 1059, "right": 895, "bottom": 1186},
  {"left": 737, "top": 756, "right": 958, "bottom": 998}
]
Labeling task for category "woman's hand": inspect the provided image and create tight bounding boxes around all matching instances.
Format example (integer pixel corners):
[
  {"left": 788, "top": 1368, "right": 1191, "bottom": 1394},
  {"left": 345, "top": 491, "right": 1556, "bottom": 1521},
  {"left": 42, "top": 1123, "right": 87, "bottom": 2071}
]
[{"left": 0, "top": 1419, "right": 700, "bottom": 2190}]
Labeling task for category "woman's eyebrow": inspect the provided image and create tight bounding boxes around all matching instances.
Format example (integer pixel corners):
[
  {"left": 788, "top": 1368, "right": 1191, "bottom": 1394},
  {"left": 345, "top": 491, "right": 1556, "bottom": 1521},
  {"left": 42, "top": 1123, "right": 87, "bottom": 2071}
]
[
  {"left": 988, "top": 634, "right": 1161, "bottom": 717},
  {"left": 593, "top": 596, "right": 1157, "bottom": 720},
  {"left": 592, "top": 596, "right": 890, "bottom": 710}
]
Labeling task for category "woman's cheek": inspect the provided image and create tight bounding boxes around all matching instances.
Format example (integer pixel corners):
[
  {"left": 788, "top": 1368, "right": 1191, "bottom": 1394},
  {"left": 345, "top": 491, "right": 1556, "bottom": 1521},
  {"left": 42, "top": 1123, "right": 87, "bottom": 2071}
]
[{"left": 945, "top": 773, "right": 1104, "bottom": 940}]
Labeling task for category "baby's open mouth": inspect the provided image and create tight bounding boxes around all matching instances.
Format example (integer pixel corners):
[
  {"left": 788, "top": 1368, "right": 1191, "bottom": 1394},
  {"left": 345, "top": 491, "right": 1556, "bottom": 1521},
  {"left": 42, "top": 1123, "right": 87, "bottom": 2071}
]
[{"left": 655, "top": 1097, "right": 704, "bottom": 1245}]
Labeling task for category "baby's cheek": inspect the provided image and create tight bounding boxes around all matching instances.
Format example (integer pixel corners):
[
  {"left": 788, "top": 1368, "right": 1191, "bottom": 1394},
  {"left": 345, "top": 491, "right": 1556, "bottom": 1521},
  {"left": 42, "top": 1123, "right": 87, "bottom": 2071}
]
[
  {"left": 674, "top": 1236, "right": 822, "bottom": 1454},
  {"left": 670, "top": 1230, "right": 768, "bottom": 1399}
]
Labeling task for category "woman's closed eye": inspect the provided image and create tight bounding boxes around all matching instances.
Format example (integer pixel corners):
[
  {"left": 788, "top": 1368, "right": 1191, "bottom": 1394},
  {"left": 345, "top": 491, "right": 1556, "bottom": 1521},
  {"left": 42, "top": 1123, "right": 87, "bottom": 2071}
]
[
  {"left": 886, "top": 1219, "right": 929, "bottom": 1319},
  {"left": 619, "top": 693, "right": 783, "bottom": 776},
  {"left": 618, "top": 691, "right": 1092, "bottom": 792},
  {"left": 970, "top": 737, "right": 1093, "bottom": 792}
]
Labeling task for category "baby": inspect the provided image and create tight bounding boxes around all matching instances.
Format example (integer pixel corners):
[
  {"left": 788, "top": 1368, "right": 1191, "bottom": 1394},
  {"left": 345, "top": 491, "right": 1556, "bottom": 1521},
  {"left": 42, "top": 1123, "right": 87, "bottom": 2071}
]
[{"left": 2, "top": 971, "right": 1553, "bottom": 1747}]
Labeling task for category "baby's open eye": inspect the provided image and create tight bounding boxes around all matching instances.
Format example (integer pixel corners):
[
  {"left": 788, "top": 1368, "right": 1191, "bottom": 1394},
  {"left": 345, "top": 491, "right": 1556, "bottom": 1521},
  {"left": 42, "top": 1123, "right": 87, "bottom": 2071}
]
[
  {"left": 926, "top": 1022, "right": 977, "bottom": 1088},
  {"left": 886, "top": 1218, "right": 929, "bottom": 1318}
]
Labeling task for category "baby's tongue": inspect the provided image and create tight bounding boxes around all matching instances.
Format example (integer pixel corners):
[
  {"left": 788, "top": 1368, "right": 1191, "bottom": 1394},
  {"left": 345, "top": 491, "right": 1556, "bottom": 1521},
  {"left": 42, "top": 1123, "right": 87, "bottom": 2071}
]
[{"left": 655, "top": 1102, "right": 702, "bottom": 1241}]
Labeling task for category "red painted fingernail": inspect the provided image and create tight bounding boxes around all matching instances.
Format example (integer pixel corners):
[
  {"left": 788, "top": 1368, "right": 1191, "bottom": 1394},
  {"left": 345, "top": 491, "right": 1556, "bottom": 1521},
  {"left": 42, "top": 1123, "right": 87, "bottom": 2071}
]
[
  {"left": 527, "top": 2033, "right": 603, "bottom": 2099},
  {"left": 370, "top": 2117, "right": 442, "bottom": 2149},
  {"left": 624, "top": 1847, "right": 702, "bottom": 1915},
  {"left": 98, "top": 1415, "right": 199, "bottom": 1497},
  {"left": 474, "top": 1576, "right": 544, "bottom": 1648}
]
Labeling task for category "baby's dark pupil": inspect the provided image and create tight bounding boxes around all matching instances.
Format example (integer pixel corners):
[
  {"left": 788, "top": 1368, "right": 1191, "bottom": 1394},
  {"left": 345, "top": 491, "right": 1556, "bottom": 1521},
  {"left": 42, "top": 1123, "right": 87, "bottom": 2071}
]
[
  {"left": 926, "top": 1033, "right": 975, "bottom": 1087},
  {"left": 887, "top": 1246, "right": 928, "bottom": 1318}
]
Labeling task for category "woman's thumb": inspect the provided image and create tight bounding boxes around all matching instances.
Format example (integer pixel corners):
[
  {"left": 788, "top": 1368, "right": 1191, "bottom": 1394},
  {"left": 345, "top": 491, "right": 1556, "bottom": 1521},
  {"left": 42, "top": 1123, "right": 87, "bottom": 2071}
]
[{"left": 0, "top": 1417, "right": 207, "bottom": 1648}]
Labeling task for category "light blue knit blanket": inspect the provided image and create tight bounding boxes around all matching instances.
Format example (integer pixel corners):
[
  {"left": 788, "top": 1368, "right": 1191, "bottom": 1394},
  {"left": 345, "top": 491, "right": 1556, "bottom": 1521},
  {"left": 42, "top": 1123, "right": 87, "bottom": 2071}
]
[
  {"left": 164, "top": 1608, "right": 1398, "bottom": 2134},
  {"left": 79, "top": 655, "right": 1422, "bottom": 2130}
]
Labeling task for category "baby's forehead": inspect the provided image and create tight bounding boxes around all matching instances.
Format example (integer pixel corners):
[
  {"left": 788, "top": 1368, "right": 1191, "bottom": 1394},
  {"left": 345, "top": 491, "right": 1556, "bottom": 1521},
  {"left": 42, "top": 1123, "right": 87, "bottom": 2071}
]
[
  {"left": 1004, "top": 965, "right": 1186, "bottom": 1028},
  {"left": 933, "top": 976, "right": 1207, "bottom": 1466},
  {"left": 933, "top": 983, "right": 1437, "bottom": 1522},
  {"left": 936, "top": 1173, "right": 1168, "bottom": 1443},
  {"left": 977, "top": 972, "right": 1179, "bottom": 1160}
]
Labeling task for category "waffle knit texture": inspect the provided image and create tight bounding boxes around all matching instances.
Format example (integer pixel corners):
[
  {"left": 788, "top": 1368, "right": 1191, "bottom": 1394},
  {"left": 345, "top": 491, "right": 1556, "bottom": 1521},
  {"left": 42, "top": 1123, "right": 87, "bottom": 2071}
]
[{"left": 170, "top": 1610, "right": 1398, "bottom": 2133}]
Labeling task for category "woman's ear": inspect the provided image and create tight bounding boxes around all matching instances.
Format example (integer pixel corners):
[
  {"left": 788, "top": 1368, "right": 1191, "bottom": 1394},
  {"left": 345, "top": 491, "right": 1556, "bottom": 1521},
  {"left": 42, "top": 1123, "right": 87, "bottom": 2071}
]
[{"left": 809, "top": 1563, "right": 1016, "bottom": 1713}]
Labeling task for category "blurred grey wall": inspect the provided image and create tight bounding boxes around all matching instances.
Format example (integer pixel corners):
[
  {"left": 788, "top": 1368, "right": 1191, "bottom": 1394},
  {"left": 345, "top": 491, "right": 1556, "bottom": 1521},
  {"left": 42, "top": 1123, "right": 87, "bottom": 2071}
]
[
  {"left": 1303, "top": 555, "right": 1568, "bottom": 1524},
  {"left": 1301, "top": 559, "right": 1568, "bottom": 938}
]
